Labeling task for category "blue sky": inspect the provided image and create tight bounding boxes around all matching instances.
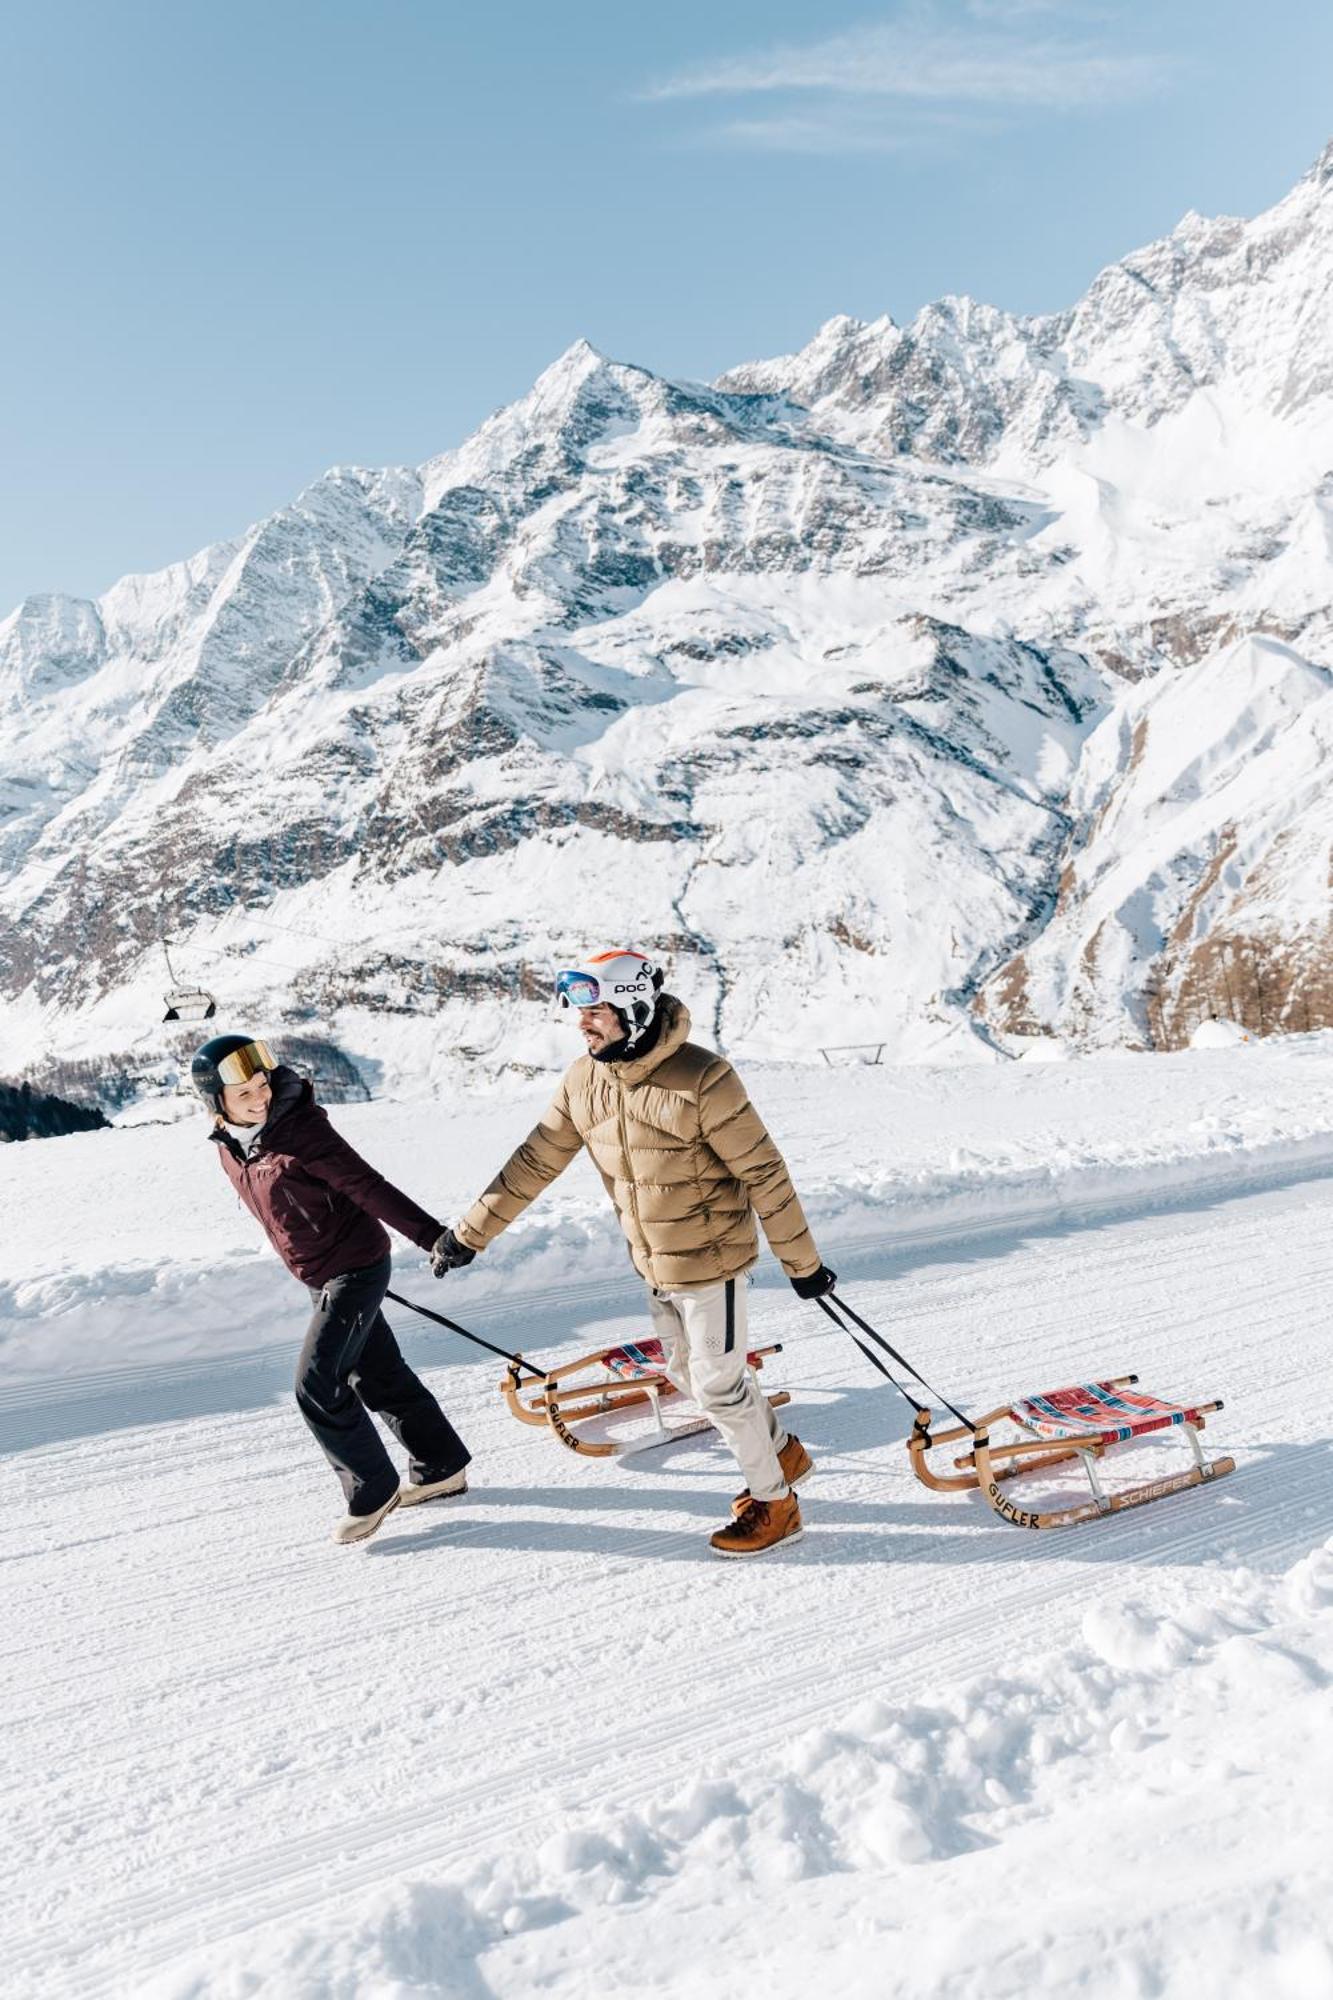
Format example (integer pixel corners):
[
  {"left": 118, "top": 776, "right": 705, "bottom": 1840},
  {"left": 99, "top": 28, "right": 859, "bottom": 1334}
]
[{"left": 3, "top": 0, "right": 1332, "bottom": 610}]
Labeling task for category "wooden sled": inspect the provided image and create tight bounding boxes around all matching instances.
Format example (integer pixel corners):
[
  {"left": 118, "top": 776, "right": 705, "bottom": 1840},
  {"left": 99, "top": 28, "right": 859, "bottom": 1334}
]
[
  {"left": 502, "top": 1335, "right": 791, "bottom": 1460},
  {"left": 908, "top": 1374, "right": 1235, "bottom": 1529}
]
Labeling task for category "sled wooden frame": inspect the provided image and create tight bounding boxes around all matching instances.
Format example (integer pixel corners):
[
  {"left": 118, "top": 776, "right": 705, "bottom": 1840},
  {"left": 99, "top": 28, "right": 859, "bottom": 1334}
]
[
  {"left": 907, "top": 1373, "right": 1235, "bottom": 1529},
  {"left": 501, "top": 1342, "right": 791, "bottom": 1459}
]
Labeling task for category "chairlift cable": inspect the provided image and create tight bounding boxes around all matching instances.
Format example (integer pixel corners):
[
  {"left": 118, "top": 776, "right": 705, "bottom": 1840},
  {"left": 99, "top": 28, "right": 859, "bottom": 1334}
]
[
  {"left": 154, "top": 936, "right": 444, "bottom": 1022},
  {"left": 157, "top": 936, "right": 313, "bottom": 980},
  {"left": 222, "top": 908, "right": 458, "bottom": 980}
]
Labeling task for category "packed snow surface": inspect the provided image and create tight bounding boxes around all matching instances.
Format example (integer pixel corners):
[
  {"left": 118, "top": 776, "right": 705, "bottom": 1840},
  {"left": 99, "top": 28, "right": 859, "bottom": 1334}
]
[{"left": 4, "top": 1040, "right": 1332, "bottom": 1995}]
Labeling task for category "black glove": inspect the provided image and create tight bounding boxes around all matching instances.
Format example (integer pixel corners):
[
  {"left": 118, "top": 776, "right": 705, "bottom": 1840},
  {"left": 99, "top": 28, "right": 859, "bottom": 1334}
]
[
  {"left": 791, "top": 1263, "right": 837, "bottom": 1300},
  {"left": 430, "top": 1227, "right": 476, "bottom": 1278}
]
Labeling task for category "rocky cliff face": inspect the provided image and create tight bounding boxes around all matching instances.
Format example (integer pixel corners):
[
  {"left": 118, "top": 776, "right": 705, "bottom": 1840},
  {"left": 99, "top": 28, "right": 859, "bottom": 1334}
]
[{"left": 3, "top": 148, "right": 1332, "bottom": 1085}]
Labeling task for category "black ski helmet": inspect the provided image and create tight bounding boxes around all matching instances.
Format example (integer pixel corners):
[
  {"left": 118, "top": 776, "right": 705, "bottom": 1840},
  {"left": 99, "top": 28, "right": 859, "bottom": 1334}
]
[{"left": 190, "top": 1034, "right": 276, "bottom": 1113}]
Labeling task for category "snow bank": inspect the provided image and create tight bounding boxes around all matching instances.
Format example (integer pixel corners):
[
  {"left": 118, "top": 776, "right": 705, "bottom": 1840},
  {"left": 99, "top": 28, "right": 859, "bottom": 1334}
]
[
  {"left": 7, "top": 1046, "right": 1331, "bottom": 1998},
  {"left": 142, "top": 1537, "right": 1333, "bottom": 2000},
  {"left": 1191, "top": 1016, "right": 1254, "bottom": 1049}
]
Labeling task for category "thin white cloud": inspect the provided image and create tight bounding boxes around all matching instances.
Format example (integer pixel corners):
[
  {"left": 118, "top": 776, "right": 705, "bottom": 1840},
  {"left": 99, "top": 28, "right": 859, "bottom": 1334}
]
[
  {"left": 711, "top": 103, "right": 1001, "bottom": 157},
  {"left": 644, "top": 10, "right": 1160, "bottom": 116},
  {"left": 713, "top": 114, "right": 921, "bottom": 157},
  {"left": 963, "top": 0, "right": 1083, "bottom": 21}
]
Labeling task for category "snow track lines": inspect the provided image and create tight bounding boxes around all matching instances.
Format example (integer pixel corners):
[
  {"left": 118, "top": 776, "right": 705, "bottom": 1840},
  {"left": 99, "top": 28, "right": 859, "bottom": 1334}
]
[{"left": 5, "top": 1174, "right": 1333, "bottom": 1995}]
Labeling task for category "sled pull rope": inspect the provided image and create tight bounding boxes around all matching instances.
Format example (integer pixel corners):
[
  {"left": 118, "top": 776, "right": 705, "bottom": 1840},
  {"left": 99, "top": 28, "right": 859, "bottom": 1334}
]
[
  {"left": 385, "top": 1289, "right": 550, "bottom": 1382},
  {"left": 817, "top": 1292, "right": 971, "bottom": 1429}
]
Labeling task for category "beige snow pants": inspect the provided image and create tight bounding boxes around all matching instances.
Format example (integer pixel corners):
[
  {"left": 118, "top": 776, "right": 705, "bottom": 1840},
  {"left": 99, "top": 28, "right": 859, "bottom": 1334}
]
[{"left": 646, "top": 1276, "right": 790, "bottom": 1502}]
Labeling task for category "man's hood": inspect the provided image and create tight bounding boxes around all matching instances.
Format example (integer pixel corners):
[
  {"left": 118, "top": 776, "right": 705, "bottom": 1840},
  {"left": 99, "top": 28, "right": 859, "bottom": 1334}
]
[{"left": 613, "top": 995, "right": 691, "bottom": 1086}]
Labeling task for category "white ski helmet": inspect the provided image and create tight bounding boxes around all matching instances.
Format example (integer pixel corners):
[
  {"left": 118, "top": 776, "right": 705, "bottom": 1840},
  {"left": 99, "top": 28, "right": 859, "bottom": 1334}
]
[{"left": 555, "top": 948, "right": 665, "bottom": 1047}]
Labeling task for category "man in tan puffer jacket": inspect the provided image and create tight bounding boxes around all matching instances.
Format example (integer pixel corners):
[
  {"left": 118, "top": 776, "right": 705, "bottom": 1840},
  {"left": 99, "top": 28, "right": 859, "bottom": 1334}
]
[{"left": 432, "top": 949, "right": 837, "bottom": 1557}]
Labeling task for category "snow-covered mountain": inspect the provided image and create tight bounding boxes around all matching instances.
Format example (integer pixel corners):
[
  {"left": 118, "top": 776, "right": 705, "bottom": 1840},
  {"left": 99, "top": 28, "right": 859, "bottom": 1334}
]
[{"left": 4, "top": 145, "right": 1333, "bottom": 1090}]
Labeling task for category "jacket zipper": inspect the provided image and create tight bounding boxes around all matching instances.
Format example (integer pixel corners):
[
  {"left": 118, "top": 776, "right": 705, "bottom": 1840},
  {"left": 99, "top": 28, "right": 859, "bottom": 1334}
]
[
  {"left": 239, "top": 1146, "right": 316, "bottom": 1233},
  {"left": 615, "top": 1077, "right": 643, "bottom": 1253}
]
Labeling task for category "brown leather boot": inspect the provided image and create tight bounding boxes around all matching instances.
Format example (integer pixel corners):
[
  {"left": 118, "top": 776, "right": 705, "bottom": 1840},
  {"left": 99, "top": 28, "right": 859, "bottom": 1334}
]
[
  {"left": 709, "top": 1492, "right": 803, "bottom": 1558},
  {"left": 731, "top": 1435, "right": 813, "bottom": 1517}
]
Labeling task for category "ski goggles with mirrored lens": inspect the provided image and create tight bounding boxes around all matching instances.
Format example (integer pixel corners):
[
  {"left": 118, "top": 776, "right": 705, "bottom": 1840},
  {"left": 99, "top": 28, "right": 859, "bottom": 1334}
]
[
  {"left": 215, "top": 1040, "right": 276, "bottom": 1087},
  {"left": 554, "top": 969, "right": 606, "bottom": 1010}
]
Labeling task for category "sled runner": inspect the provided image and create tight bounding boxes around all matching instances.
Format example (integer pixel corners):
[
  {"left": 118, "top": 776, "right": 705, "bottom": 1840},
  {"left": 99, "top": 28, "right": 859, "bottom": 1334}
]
[
  {"left": 812, "top": 1295, "right": 1234, "bottom": 1531},
  {"left": 501, "top": 1335, "right": 791, "bottom": 1460},
  {"left": 907, "top": 1374, "right": 1235, "bottom": 1529}
]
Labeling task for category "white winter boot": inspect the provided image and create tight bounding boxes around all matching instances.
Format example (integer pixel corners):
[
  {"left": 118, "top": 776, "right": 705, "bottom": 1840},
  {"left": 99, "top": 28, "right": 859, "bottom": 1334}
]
[
  {"left": 332, "top": 1491, "right": 402, "bottom": 1545},
  {"left": 398, "top": 1468, "right": 469, "bottom": 1507}
]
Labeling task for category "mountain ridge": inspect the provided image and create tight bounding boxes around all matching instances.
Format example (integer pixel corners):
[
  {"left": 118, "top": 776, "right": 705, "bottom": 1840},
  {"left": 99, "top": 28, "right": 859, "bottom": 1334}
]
[{"left": 3, "top": 146, "right": 1332, "bottom": 1091}]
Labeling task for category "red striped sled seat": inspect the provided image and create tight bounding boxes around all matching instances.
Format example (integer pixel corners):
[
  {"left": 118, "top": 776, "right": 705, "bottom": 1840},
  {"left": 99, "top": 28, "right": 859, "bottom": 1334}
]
[
  {"left": 603, "top": 1338, "right": 767, "bottom": 1379},
  {"left": 1013, "top": 1381, "right": 1203, "bottom": 1447}
]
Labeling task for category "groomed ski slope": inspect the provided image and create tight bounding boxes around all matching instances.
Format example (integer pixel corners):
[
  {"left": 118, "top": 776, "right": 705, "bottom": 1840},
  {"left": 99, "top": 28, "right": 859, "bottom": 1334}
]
[{"left": 4, "top": 1040, "right": 1333, "bottom": 1997}]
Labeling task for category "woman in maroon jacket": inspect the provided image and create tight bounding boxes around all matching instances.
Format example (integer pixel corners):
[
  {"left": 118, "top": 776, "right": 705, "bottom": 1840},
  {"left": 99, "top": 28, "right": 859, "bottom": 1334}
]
[{"left": 194, "top": 1034, "right": 470, "bottom": 1544}]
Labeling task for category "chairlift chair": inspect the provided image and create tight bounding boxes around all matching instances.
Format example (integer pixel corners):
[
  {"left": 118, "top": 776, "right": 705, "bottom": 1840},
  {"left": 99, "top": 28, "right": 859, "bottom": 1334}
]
[{"left": 161, "top": 942, "right": 218, "bottom": 1025}]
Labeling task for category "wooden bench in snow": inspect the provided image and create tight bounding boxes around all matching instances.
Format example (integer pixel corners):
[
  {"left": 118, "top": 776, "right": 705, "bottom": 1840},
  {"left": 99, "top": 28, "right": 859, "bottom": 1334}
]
[
  {"left": 501, "top": 1335, "right": 790, "bottom": 1461},
  {"left": 908, "top": 1376, "right": 1234, "bottom": 1529}
]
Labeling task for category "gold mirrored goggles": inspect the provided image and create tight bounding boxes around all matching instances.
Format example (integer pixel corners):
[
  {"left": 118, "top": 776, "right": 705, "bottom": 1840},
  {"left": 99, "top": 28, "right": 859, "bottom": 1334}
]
[{"left": 215, "top": 1040, "right": 276, "bottom": 1088}]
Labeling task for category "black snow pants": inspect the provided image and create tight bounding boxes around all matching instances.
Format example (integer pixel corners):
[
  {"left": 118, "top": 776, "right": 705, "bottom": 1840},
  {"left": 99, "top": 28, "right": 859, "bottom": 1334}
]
[{"left": 295, "top": 1256, "right": 470, "bottom": 1515}]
